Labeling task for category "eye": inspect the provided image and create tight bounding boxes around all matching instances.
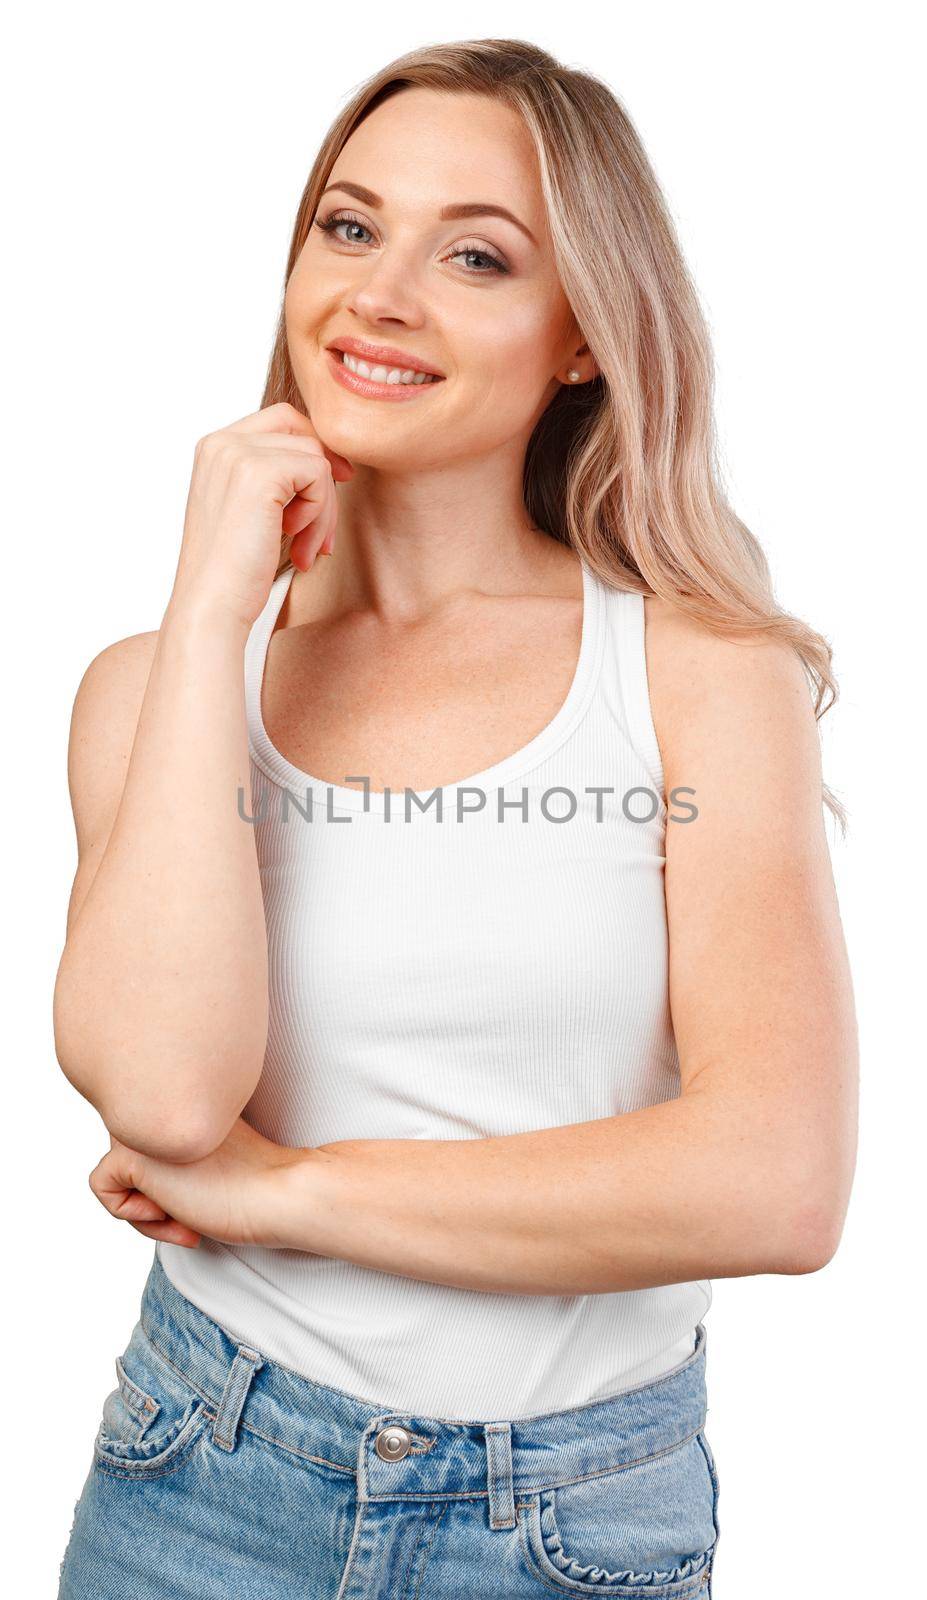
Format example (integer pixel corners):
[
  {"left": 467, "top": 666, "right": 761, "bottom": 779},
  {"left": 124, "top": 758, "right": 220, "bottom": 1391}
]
[
  {"left": 443, "top": 241, "right": 509, "bottom": 276},
  {"left": 312, "top": 212, "right": 509, "bottom": 276},
  {"left": 313, "top": 209, "right": 373, "bottom": 246}
]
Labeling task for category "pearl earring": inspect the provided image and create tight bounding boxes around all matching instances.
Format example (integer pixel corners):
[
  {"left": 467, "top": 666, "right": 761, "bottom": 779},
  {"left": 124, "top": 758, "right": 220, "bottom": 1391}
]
[{"left": 566, "top": 369, "right": 581, "bottom": 382}]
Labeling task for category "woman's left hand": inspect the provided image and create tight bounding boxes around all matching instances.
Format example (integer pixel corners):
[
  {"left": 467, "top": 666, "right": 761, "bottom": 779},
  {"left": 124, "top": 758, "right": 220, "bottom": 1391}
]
[{"left": 88, "top": 1117, "right": 306, "bottom": 1249}]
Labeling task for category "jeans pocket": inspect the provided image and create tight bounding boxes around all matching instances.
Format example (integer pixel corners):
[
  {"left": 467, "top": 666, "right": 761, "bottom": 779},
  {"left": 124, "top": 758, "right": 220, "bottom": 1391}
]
[
  {"left": 93, "top": 1320, "right": 211, "bottom": 1479},
  {"left": 519, "top": 1428, "right": 718, "bottom": 1597}
]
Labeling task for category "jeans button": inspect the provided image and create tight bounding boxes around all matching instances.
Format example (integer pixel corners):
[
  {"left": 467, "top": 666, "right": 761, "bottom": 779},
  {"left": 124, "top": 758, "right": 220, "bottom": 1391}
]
[{"left": 375, "top": 1424, "right": 412, "bottom": 1461}]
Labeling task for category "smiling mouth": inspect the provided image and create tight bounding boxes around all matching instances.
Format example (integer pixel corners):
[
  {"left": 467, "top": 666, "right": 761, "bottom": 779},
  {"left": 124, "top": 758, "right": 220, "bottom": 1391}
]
[
  {"left": 336, "top": 349, "right": 443, "bottom": 384},
  {"left": 326, "top": 346, "right": 445, "bottom": 400}
]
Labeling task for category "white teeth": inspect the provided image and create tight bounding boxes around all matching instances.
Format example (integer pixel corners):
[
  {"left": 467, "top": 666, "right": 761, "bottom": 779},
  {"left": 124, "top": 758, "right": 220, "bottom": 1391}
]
[{"left": 341, "top": 351, "right": 438, "bottom": 385}]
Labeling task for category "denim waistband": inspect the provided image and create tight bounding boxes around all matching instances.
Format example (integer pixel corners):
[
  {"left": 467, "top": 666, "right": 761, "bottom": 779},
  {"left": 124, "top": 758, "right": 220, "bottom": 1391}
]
[{"left": 140, "top": 1250, "right": 708, "bottom": 1514}]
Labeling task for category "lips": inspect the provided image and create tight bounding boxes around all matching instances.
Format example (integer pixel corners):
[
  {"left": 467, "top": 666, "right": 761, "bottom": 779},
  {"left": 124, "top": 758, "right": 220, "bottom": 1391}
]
[
  {"left": 325, "top": 346, "right": 444, "bottom": 402},
  {"left": 326, "top": 337, "right": 445, "bottom": 379}
]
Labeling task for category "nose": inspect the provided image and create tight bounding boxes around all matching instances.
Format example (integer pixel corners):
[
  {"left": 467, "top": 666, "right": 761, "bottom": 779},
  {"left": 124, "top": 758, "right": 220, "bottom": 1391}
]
[{"left": 346, "top": 251, "right": 428, "bottom": 332}]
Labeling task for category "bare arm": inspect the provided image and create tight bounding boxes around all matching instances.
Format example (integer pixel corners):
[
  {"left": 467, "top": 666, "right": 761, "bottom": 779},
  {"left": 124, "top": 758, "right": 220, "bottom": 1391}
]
[
  {"left": 52, "top": 602, "right": 268, "bottom": 1164},
  {"left": 267, "top": 602, "right": 858, "bottom": 1291},
  {"left": 53, "top": 402, "right": 353, "bottom": 1163}
]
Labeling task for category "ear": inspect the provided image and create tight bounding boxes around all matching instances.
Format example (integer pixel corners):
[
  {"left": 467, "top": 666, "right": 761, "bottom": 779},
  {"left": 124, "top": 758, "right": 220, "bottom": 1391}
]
[
  {"left": 574, "top": 340, "right": 600, "bottom": 380},
  {"left": 562, "top": 331, "right": 599, "bottom": 384}
]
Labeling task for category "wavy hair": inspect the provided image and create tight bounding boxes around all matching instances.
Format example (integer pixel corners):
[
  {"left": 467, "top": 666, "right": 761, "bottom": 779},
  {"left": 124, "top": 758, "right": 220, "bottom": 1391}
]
[{"left": 260, "top": 37, "right": 846, "bottom": 829}]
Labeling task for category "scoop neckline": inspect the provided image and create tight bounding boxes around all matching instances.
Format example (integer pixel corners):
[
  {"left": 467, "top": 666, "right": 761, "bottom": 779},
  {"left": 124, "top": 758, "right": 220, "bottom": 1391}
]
[{"left": 245, "top": 554, "right": 606, "bottom": 813}]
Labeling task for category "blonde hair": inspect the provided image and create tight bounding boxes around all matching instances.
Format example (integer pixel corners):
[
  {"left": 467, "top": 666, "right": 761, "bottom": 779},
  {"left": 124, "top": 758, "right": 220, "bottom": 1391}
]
[{"left": 261, "top": 37, "right": 846, "bottom": 830}]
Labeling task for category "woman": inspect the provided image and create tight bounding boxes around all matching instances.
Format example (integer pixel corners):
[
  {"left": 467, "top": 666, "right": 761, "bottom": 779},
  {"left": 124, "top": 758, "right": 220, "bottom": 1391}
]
[{"left": 54, "top": 36, "right": 858, "bottom": 1600}]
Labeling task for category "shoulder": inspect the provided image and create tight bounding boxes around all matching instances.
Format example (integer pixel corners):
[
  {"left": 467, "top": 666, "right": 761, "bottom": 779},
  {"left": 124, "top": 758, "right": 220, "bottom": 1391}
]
[
  {"left": 641, "top": 593, "right": 822, "bottom": 821},
  {"left": 70, "top": 630, "right": 160, "bottom": 755},
  {"left": 62, "top": 630, "right": 161, "bottom": 936}
]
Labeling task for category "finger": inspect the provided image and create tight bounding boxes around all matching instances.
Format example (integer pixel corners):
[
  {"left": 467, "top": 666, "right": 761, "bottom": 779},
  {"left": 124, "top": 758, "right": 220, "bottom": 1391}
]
[
  {"left": 250, "top": 435, "right": 352, "bottom": 482},
  {"left": 221, "top": 403, "right": 355, "bottom": 478},
  {"left": 289, "top": 496, "right": 335, "bottom": 570},
  {"left": 90, "top": 1166, "right": 143, "bottom": 1213},
  {"left": 222, "top": 401, "right": 321, "bottom": 438},
  {"left": 295, "top": 481, "right": 338, "bottom": 565},
  {"left": 244, "top": 441, "right": 353, "bottom": 496},
  {"left": 245, "top": 432, "right": 325, "bottom": 458},
  {"left": 280, "top": 480, "right": 330, "bottom": 542},
  {"left": 284, "top": 471, "right": 339, "bottom": 570},
  {"left": 114, "top": 1191, "right": 171, "bottom": 1223},
  {"left": 90, "top": 1180, "right": 161, "bottom": 1224},
  {"left": 243, "top": 435, "right": 354, "bottom": 487},
  {"left": 260, "top": 446, "right": 337, "bottom": 509},
  {"left": 129, "top": 1218, "right": 202, "bottom": 1248}
]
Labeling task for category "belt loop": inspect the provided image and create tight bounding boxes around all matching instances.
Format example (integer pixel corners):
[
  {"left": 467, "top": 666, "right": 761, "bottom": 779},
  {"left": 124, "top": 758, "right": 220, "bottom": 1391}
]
[
  {"left": 484, "top": 1422, "right": 516, "bottom": 1529},
  {"left": 211, "top": 1345, "right": 265, "bottom": 1453}
]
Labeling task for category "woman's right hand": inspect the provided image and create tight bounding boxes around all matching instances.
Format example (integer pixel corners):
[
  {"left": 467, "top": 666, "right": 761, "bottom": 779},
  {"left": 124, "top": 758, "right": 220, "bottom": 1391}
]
[{"left": 170, "top": 400, "right": 355, "bottom": 627}]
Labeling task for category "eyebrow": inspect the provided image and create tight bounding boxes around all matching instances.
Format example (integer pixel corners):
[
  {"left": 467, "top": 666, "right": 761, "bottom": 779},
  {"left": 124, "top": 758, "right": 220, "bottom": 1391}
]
[{"left": 318, "top": 181, "right": 537, "bottom": 245}]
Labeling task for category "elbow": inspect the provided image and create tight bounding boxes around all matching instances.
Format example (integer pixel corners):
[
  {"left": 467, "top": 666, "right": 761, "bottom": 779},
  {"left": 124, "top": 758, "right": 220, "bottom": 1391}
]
[
  {"left": 102, "top": 1103, "right": 231, "bottom": 1165},
  {"left": 54, "top": 979, "right": 260, "bottom": 1164},
  {"left": 718, "top": 1143, "right": 852, "bottom": 1276},
  {"left": 778, "top": 1221, "right": 844, "bottom": 1276},
  {"left": 771, "top": 1187, "right": 850, "bottom": 1275},
  {"left": 93, "top": 1067, "right": 249, "bottom": 1161},
  {"left": 53, "top": 1024, "right": 100, "bottom": 1111},
  {"left": 742, "top": 1108, "right": 857, "bottom": 1276},
  {"left": 54, "top": 1047, "right": 245, "bottom": 1167}
]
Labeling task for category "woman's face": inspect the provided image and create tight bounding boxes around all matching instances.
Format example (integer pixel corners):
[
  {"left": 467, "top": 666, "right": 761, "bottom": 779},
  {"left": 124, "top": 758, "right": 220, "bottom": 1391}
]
[{"left": 284, "top": 87, "right": 587, "bottom": 472}]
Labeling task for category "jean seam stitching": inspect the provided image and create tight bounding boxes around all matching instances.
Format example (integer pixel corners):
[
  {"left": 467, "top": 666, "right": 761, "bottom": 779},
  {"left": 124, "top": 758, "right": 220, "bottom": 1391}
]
[
  {"left": 516, "top": 1493, "right": 714, "bottom": 1599},
  {"left": 138, "top": 1319, "right": 707, "bottom": 1493},
  {"left": 410, "top": 1503, "right": 450, "bottom": 1600},
  {"left": 517, "top": 1423, "right": 705, "bottom": 1496},
  {"left": 114, "top": 1355, "right": 159, "bottom": 1419},
  {"left": 93, "top": 1409, "right": 211, "bottom": 1480},
  {"left": 542, "top": 1489, "right": 716, "bottom": 1594}
]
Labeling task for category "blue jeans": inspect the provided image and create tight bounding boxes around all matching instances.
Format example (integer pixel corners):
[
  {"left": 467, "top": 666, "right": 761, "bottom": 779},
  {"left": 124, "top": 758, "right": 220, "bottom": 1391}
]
[{"left": 58, "top": 1250, "right": 721, "bottom": 1598}]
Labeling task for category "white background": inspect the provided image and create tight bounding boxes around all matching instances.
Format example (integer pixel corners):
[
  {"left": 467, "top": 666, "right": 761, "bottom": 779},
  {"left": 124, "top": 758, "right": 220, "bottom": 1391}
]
[{"left": 4, "top": 3, "right": 923, "bottom": 1594}]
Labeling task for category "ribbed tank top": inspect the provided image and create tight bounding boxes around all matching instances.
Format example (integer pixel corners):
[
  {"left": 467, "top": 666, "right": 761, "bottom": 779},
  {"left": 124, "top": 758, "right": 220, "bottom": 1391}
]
[{"left": 157, "top": 556, "right": 711, "bottom": 1419}]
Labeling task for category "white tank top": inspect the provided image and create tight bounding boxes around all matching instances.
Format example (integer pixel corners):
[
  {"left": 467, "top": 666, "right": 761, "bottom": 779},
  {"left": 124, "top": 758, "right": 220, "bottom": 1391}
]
[{"left": 157, "top": 556, "right": 711, "bottom": 1418}]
